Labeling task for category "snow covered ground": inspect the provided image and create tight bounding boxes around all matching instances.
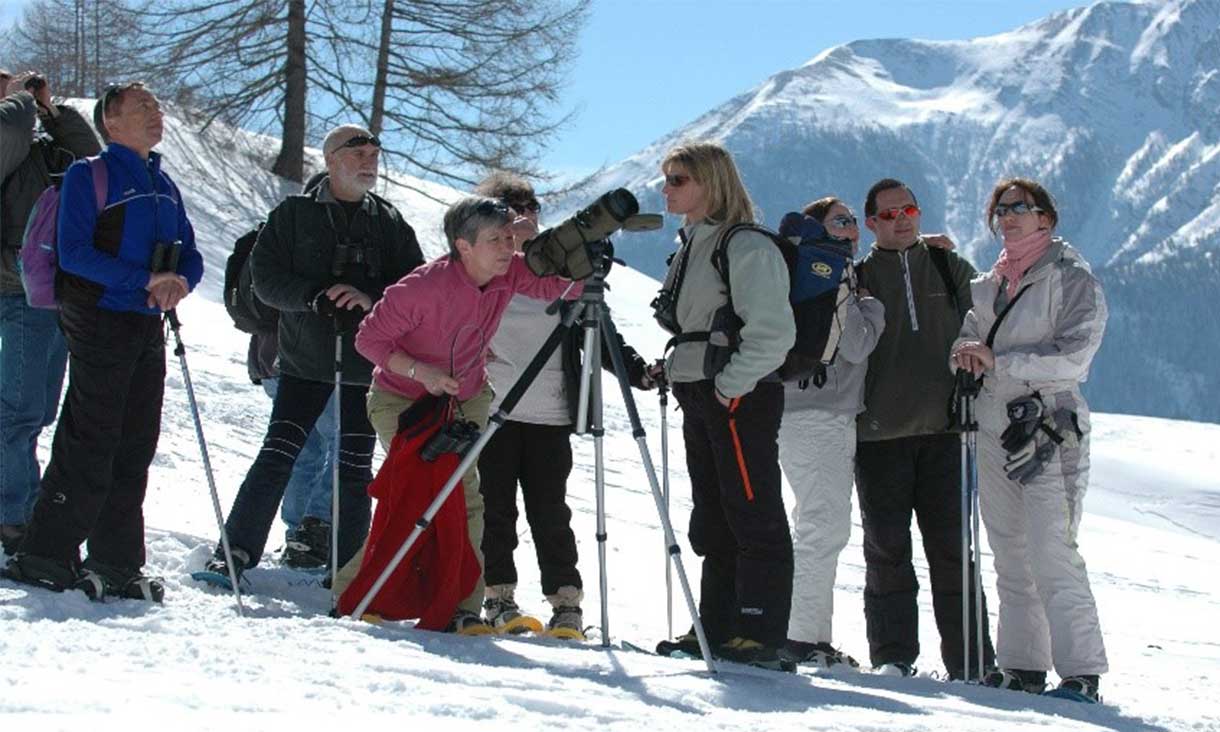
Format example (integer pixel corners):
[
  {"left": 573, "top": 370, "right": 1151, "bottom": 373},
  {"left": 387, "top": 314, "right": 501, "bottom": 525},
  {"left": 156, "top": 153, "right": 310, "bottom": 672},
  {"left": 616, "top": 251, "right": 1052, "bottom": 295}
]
[{"left": 2, "top": 104, "right": 1218, "bottom": 731}]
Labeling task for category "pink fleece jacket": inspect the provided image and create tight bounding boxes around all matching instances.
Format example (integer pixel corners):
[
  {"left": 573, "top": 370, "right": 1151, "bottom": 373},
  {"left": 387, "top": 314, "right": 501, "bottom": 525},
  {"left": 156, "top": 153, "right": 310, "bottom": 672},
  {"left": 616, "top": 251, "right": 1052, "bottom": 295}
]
[{"left": 356, "top": 253, "right": 580, "bottom": 401}]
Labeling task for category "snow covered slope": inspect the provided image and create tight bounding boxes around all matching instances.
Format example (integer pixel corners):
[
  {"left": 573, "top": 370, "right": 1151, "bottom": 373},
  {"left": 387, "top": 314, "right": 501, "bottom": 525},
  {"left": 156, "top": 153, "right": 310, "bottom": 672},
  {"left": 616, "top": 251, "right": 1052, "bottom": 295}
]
[
  {"left": 1, "top": 100, "right": 1219, "bottom": 731},
  {"left": 551, "top": 0, "right": 1220, "bottom": 423}
]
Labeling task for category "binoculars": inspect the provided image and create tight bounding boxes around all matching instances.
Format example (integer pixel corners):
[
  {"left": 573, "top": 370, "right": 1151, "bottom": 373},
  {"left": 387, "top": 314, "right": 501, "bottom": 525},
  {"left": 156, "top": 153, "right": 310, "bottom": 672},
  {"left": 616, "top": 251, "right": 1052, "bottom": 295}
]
[{"left": 420, "top": 418, "right": 482, "bottom": 462}]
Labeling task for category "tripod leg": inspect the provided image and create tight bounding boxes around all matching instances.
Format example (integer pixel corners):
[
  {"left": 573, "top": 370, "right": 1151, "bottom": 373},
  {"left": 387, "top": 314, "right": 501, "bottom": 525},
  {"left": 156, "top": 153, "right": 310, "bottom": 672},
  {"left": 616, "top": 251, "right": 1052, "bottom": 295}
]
[
  {"left": 599, "top": 315, "right": 716, "bottom": 674},
  {"left": 587, "top": 331, "right": 612, "bottom": 647}
]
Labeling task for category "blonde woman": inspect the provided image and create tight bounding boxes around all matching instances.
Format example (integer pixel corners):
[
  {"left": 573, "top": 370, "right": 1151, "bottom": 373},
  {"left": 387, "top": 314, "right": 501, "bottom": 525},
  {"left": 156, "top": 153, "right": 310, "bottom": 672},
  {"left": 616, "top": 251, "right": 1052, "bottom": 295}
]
[{"left": 651, "top": 141, "right": 795, "bottom": 670}]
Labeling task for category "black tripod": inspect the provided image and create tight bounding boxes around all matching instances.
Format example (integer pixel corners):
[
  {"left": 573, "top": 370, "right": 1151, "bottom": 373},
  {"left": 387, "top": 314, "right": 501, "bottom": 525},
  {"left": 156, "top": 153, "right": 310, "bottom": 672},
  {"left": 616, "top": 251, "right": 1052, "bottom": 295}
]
[{"left": 348, "top": 240, "right": 716, "bottom": 673}]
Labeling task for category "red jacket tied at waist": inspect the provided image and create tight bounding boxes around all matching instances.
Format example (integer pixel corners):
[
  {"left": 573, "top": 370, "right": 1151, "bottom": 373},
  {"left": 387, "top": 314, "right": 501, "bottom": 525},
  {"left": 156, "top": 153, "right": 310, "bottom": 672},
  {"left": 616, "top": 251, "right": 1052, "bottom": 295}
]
[{"left": 337, "top": 419, "right": 479, "bottom": 630}]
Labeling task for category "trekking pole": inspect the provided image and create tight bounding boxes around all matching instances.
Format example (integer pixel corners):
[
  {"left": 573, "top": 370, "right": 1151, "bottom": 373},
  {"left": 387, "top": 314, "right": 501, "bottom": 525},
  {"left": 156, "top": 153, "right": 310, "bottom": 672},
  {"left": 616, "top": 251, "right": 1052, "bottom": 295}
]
[
  {"left": 969, "top": 401, "right": 985, "bottom": 680},
  {"left": 330, "top": 331, "right": 343, "bottom": 607},
  {"left": 154, "top": 240, "right": 244, "bottom": 616},
  {"left": 954, "top": 368, "right": 981, "bottom": 680},
  {"left": 656, "top": 361, "right": 673, "bottom": 640},
  {"left": 167, "top": 308, "right": 245, "bottom": 616}
]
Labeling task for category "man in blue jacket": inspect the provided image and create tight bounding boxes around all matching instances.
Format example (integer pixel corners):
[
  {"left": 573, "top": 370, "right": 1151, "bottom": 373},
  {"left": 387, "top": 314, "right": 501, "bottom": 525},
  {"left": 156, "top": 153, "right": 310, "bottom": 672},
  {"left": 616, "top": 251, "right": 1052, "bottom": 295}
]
[{"left": 3, "top": 82, "right": 203, "bottom": 603}]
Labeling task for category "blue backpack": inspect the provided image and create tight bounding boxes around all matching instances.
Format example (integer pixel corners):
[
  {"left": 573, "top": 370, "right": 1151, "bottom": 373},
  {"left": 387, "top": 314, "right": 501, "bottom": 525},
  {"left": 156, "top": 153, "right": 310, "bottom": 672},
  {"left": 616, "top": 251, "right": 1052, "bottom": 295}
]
[
  {"left": 710, "top": 213, "right": 855, "bottom": 388},
  {"left": 18, "top": 157, "right": 107, "bottom": 309}
]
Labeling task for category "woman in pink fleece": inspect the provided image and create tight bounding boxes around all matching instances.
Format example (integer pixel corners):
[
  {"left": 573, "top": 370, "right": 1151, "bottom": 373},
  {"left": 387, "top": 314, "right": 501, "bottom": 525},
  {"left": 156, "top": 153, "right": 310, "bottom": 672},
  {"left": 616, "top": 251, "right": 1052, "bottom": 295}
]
[{"left": 342, "top": 196, "right": 579, "bottom": 634}]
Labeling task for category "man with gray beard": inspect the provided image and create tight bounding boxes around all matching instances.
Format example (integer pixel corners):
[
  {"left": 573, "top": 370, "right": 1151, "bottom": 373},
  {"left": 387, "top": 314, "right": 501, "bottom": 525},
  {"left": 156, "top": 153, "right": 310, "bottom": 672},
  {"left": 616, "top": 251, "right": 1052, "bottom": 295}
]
[{"left": 203, "top": 125, "right": 423, "bottom": 582}]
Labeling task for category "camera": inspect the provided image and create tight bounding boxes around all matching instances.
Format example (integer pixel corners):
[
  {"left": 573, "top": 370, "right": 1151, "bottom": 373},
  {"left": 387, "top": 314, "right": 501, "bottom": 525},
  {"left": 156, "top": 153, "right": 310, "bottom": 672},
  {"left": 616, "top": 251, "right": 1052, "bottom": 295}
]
[
  {"left": 420, "top": 418, "right": 482, "bottom": 462},
  {"left": 23, "top": 75, "right": 46, "bottom": 92},
  {"left": 521, "top": 188, "right": 640, "bottom": 280}
]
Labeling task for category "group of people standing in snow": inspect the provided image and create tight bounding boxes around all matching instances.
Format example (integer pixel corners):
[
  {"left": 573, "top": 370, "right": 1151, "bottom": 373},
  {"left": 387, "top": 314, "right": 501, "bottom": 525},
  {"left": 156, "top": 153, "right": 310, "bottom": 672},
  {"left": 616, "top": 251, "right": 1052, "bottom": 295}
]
[
  {"left": 1, "top": 77, "right": 1108, "bottom": 701},
  {"left": 651, "top": 142, "right": 1108, "bottom": 700}
]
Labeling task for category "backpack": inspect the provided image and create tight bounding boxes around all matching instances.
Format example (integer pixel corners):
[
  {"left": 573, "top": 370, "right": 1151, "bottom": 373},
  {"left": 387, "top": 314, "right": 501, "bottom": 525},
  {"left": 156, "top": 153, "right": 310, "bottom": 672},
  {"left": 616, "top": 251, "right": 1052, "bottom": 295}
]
[
  {"left": 654, "top": 212, "right": 855, "bottom": 389},
  {"left": 223, "top": 222, "right": 279, "bottom": 334},
  {"left": 19, "top": 157, "right": 107, "bottom": 309}
]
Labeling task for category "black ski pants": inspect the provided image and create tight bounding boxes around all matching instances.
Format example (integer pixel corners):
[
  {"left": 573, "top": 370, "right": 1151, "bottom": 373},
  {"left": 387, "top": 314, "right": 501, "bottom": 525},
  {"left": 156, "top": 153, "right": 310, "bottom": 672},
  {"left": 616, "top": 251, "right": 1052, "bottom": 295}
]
[
  {"left": 855, "top": 432, "right": 995, "bottom": 678},
  {"left": 674, "top": 379, "right": 792, "bottom": 648},
  {"left": 22, "top": 304, "right": 165, "bottom": 569},
  {"left": 478, "top": 420, "right": 581, "bottom": 595},
  {"left": 221, "top": 374, "right": 375, "bottom": 569}
]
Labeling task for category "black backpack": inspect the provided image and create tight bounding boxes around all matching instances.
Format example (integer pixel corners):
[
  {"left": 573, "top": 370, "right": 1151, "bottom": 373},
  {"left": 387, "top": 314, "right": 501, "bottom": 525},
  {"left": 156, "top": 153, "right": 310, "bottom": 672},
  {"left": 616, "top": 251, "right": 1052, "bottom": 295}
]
[
  {"left": 654, "top": 213, "right": 855, "bottom": 389},
  {"left": 223, "top": 223, "right": 278, "bottom": 335}
]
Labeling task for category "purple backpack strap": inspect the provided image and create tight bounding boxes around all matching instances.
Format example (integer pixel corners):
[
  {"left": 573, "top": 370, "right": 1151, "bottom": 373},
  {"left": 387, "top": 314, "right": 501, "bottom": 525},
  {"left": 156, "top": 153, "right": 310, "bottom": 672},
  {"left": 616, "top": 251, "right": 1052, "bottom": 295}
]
[{"left": 86, "top": 156, "right": 108, "bottom": 212}]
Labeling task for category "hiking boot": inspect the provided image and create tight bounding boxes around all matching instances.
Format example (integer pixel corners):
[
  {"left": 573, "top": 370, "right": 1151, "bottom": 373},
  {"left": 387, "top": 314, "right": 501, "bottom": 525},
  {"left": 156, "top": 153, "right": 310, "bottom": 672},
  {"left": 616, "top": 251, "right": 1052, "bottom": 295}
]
[
  {"left": 204, "top": 546, "right": 251, "bottom": 582},
  {"left": 982, "top": 668, "right": 1047, "bottom": 693},
  {"left": 716, "top": 637, "right": 795, "bottom": 672},
  {"left": 74, "top": 558, "right": 165, "bottom": 603},
  {"left": 1055, "top": 675, "right": 1100, "bottom": 702},
  {"left": 446, "top": 609, "right": 494, "bottom": 636},
  {"left": 282, "top": 517, "right": 330, "bottom": 570},
  {"left": 483, "top": 584, "right": 542, "bottom": 634},
  {"left": 546, "top": 605, "right": 584, "bottom": 641},
  {"left": 874, "top": 661, "right": 918, "bottom": 677},
  {"left": 0, "top": 524, "right": 27, "bottom": 556},
  {"left": 543, "top": 584, "right": 583, "bottom": 640},
  {"left": 656, "top": 628, "right": 704, "bottom": 658},
  {"left": 1, "top": 552, "right": 79, "bottom": 592},
  {"left": 780, "top": 640, "right": 860, "bottom": 669}
]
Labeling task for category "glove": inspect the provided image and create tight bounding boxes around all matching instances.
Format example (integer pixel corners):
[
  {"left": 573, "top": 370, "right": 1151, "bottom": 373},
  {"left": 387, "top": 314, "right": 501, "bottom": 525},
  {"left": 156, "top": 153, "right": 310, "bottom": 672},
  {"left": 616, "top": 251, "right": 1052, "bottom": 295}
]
[
  {"left": 310, "top": 290, "right": 365, "bottom": 333},
  {"left": 310, "top": 289, "right": 337, "bottom": 317},
  {"left": 1000, "top": 395, "right": 1043, "bottom": 454},
  {"left": 334, "top": 304, "right": 367, "bottom": 334},
  {"left": 1004, "top": 434, "right": 1056, "bottom": 484}
]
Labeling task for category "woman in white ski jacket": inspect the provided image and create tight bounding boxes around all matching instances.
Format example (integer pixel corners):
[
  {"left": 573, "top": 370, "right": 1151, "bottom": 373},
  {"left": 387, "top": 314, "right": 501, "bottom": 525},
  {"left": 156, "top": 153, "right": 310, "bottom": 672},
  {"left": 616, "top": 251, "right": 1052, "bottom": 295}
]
[
  {"left": 951, "top": 178, "right": 1108, "bottom": 701},
  {"left": 777, "top": 197, "right": 884, "bottom": 668}
]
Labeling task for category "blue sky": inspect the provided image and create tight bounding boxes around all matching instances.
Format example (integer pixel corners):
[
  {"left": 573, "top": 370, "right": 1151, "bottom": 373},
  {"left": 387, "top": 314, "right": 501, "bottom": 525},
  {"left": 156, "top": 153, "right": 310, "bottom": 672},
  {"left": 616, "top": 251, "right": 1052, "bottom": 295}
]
[
  {"left": 547, "top": 0, "right": 1088, "bottom": 178},
  {"left": 1, "top": 0, "right": 1090, "bottom": 178}
]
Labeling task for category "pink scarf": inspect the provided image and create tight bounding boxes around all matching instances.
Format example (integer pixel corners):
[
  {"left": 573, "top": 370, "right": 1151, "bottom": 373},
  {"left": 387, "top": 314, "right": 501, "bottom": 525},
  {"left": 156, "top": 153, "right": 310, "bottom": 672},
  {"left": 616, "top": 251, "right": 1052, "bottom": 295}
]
[{"left": 993, "top": 228, "right": 1052, "bottom": 297}]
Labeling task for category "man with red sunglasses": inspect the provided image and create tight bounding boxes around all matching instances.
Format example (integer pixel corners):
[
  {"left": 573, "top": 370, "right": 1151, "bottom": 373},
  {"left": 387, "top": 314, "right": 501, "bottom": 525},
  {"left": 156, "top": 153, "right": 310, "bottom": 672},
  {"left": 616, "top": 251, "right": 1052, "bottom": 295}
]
[{"left": 853, "top": 178, "right": 995, "bottom": 680}]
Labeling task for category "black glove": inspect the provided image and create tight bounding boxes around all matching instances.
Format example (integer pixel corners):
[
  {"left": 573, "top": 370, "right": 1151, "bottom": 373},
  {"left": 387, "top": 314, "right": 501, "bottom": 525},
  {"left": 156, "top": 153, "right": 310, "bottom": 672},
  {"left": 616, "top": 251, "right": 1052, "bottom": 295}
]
[
  {"left": 310, "top": 290, "right": 365, "bottom": 333},
  {"left": 334, "top": 304, "right": 367, "bottom": 333},
  {"left": 1000, "top": 395, "right": 1044, "bottom": 454},
  {"left": 310, "top": 289, "right": 337, "bottom": 317}
]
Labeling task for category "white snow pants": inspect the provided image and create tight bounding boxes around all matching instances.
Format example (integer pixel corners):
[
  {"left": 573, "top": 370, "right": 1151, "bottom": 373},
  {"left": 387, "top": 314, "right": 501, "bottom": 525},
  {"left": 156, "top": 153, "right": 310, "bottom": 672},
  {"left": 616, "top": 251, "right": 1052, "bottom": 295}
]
[
  {"left": 977, "top": 391, "right": 1108, "bottom": 677},
  {"left": 778, "top": 409, "right": 855, "bottom": 644}
]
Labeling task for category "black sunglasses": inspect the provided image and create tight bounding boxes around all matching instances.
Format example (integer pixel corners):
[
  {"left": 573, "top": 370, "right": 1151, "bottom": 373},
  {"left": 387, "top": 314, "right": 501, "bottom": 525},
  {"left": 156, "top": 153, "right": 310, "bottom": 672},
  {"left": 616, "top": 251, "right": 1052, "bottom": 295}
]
[
  {"left": 339, "top": 134, "right": 381, "bottom": 150},
  {"left": 506, "top": 198, "right": 542, "bottom": 214}
]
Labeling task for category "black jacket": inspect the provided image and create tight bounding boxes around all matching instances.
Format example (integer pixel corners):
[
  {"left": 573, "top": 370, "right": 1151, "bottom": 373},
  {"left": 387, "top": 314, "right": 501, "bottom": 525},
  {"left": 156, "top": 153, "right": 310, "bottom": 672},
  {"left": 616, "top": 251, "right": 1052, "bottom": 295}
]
[
  {"left": 0, "top": 94, "right": 101, "bottom": 295},
  {"left": 250, "top": 179, "right": 424, "bottom": 385}
]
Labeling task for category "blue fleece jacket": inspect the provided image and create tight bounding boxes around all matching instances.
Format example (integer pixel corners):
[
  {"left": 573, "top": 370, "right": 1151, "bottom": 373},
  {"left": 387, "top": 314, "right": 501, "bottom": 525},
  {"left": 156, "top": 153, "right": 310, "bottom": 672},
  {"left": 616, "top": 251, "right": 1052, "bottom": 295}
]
[{"left": 56, "top": 142, "right": 202, "bottom": 313}]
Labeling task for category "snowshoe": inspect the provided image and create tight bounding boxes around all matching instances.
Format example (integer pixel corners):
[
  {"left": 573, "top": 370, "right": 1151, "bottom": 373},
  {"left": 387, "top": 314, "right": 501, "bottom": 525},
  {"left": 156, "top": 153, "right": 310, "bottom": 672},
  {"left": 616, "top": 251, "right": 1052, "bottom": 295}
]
[
  {"left": 656, "top": 628, "right": 704, "bottom": 658},
  {"left": 543, "top": 605, "right": 585, "bottom": 641},
  {"left": 282, "top": 517, "right": 330, "bottom": 570},
  {"left": 982, "top": 668, "right": 1047, "bottom": 694},
  {"left": 74, "top": 559, "right": 165, "bottom": 603},
  {"left": 484, "top": 594, "right": 543, "bottom": 635},
  {"left": 191, "top": 547, "right": 251, "bottom": 591},
  {"left": 1043, "top": 675, "right": 1100, "bottom": 703},
  {"left": 1, "top": 552, "right": 79, "bottom": 592},
  {"left": 716, "top": 637, "right": 796, "bottom": 673},
  {"left": 446, "top": 609, "right": 495, "bottom": 636},
  {"left": 780, "top": 640, "right": 860, "bottom": 669},
  {"left": 873, "top": 661, "right": 918, "bottom": 677}
]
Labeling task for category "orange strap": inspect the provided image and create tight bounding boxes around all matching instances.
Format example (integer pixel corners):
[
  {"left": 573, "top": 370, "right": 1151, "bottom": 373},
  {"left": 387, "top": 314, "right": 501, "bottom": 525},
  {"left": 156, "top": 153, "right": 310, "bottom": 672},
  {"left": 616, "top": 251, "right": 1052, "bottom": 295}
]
[{"left": 726, "top": 396, "right": 755, "bottom": 502}]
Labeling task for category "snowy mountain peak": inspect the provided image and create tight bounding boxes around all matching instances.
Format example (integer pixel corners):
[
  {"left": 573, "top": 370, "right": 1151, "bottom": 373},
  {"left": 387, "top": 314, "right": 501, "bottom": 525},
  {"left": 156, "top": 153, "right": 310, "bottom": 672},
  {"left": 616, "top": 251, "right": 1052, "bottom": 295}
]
[{"left": 551, "top": 0, "right": 1220, "bottom": 423}]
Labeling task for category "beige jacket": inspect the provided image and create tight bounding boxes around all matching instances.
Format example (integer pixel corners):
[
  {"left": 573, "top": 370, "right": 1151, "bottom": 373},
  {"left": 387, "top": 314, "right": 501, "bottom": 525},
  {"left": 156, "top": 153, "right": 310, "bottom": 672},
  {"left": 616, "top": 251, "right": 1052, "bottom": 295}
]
[{"left": 661, "top": 220, "right": 795, "bottom": 398}]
